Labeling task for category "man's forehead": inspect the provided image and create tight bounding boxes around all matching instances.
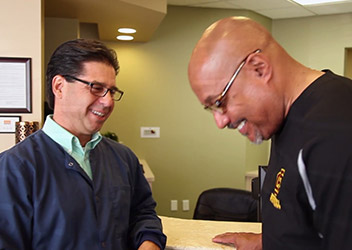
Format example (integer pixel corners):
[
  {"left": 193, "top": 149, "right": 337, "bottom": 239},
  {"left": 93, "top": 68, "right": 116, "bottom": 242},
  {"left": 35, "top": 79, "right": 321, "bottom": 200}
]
[
  {"left": 190, "top": 41, "right": 238, "bottom": 78},
  {"left": 81, "top": 61, "right": 117, "bottom": 86},
  {"left": 189, "top": 34, "right": 242, "bottom": 103},
  {"left": 190, "top": 73, "right": 228, "bottom": 104},
  {"left": 190, "top": 54, "right": 234, "bottom": 85}
]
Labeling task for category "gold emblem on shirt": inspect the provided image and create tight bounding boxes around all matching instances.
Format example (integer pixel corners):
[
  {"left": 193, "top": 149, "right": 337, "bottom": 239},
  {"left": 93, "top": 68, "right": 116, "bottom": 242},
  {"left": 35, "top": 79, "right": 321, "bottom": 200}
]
[{"left": 270, "top": 168, "right": 285, "bottom": 209}]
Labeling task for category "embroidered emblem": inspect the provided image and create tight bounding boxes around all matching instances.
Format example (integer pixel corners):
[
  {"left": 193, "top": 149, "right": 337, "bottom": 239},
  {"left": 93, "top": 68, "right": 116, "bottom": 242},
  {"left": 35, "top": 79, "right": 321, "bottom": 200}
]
[{"left": 270, "top": 168, "right": 285, "bottom": 209}]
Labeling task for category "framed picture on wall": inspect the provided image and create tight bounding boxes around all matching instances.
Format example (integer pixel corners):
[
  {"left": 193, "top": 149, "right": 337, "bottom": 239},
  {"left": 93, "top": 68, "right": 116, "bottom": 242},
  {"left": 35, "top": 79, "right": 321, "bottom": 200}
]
[
  {"left": 0, "top": 116, "right": 21, "bottom": 133},
  {"left": 0, "top": 57, "right": 32, "bottom": 113}
]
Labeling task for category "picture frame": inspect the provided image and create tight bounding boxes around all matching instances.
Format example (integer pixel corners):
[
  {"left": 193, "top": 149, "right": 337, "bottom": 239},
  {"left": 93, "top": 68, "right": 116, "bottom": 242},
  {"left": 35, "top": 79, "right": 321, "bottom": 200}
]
[
  {"left": 0, "top": 57, "right": 32, "bottom": 113},
  {"left": 0, "top": 116, "right": 21, "bottom": 133}
]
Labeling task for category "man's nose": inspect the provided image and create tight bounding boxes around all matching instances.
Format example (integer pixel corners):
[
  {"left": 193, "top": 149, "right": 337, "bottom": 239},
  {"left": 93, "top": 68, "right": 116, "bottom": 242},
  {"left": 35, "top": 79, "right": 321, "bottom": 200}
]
[
  {"left": 100, "top": 91, "right": 114, "bottom": 106},
  {"left": 213, "top": 111, "right": 230, "bottom": 129}
]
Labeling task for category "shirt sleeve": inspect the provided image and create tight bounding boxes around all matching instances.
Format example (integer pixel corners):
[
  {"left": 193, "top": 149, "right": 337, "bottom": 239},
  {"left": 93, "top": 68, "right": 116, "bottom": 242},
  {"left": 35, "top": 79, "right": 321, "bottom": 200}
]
[
  {"left": 127, "top": 158, "right": 166, "bottom": 249},
  {"left": 0, "top": 150, "right": 33, "bottom": 249}
]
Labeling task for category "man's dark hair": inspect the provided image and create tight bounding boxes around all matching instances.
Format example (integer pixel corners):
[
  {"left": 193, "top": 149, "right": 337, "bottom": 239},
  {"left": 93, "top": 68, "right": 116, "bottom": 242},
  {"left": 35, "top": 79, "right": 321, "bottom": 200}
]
[{"left": 46, "top": 39, "right": 120, "bottom": 109}]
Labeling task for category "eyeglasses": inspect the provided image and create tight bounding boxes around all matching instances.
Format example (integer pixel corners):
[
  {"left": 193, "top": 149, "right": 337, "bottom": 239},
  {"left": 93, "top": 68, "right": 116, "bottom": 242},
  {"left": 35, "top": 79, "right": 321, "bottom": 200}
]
[
  {"left": 204, "top": 49, "right": 261, "bottom": 114},
  {"left": 63, "top": 75, "right": 124, "bottom": 101}
]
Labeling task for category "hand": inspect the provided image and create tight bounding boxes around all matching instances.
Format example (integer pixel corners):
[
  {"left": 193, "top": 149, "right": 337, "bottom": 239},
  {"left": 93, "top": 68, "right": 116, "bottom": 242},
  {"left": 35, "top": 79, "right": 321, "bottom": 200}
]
[
  {"left": 138, "top": 240, "right": 160, "bottom": 250},
  {"left": 212, "top": 232, "right": 262, "bottom": 250}
]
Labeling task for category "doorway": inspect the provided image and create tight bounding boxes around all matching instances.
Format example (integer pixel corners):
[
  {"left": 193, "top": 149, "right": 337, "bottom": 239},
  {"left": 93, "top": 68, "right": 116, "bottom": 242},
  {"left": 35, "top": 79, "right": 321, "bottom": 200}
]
[{"left": 344, "top": 48, "right": 352, "bottom": 79}]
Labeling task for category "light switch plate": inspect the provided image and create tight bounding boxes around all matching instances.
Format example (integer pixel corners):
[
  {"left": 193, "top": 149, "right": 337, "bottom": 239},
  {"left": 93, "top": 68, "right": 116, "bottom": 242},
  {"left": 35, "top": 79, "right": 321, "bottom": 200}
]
[{"left": 140, "top": 127, "right": 160, "bottom": 138}]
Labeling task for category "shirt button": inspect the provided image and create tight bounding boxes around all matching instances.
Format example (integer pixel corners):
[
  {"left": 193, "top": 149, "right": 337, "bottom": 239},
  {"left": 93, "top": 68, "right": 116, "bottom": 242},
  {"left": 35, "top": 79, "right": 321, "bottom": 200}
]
[{"left": 68, "top": 162, "right": 74, "bottom": 167}]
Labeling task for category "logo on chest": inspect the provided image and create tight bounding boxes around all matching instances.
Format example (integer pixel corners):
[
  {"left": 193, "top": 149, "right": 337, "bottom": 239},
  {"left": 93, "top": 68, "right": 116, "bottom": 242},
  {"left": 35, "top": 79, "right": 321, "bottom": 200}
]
[{"left": 270, "top": 168, "right": 286, "bottom": 209}]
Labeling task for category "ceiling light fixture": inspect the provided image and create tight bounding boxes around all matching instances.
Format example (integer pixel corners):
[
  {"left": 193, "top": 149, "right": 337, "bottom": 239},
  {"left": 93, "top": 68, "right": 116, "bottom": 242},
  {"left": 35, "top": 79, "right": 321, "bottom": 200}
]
[
  {"left": 116, "top": 35, "right": 134, "bottom": 41},
  {"left": 118, "top": 28, "right": 136, "bottom": 34},
  {"left": 292, "top": 0, "right": 346, "bottom": 5}
]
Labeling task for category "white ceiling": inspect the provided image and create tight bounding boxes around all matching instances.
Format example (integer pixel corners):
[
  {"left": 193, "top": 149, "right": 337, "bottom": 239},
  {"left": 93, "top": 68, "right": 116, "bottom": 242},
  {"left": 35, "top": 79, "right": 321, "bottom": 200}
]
[
  {"left": 167, "top": 0, "right": 352, "bottom": 19},
  {"left": 45, "top": 0, "right": 352, "bottom": 42}
]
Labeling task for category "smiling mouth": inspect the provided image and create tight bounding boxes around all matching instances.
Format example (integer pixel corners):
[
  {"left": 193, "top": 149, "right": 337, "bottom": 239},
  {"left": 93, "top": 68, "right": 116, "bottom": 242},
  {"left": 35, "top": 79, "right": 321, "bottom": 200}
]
[
  {"left": 227, "top": 119, "right": 246, "bottom": 130},
  {"left": 237, "top": 120, "right": 246, "bottom": 131},
  {"left": 228, "top": 119, "right": 264, "bottom": 144},
  {"left": 92, "top": 110, "right": 106, "bottom": 117}
]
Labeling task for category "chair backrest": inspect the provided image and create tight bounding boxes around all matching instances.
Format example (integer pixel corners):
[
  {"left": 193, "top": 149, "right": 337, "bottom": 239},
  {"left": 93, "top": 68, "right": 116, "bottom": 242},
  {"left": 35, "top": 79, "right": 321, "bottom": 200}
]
[{"left": 193, "top": 188, "right": 258, "bottom": 222}]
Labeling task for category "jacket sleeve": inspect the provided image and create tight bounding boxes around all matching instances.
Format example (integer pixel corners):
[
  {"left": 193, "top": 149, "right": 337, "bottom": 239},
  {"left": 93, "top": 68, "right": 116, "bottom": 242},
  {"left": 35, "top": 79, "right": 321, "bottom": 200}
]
[
  {"left": 0, "top": 150, "right": 33, "bottom": 250},
  {"left": 127, "top": 157, "right": 166, "bottom": 249}
]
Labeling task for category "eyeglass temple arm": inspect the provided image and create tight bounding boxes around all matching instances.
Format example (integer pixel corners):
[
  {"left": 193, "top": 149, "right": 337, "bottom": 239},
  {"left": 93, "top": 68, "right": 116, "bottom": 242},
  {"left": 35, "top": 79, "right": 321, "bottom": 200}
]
[
  {"left": 220, "top": 60, "right": 246, "bottom": 97},
  {"left": 220, "top": 49, "right": 261, "bottom": 98}
]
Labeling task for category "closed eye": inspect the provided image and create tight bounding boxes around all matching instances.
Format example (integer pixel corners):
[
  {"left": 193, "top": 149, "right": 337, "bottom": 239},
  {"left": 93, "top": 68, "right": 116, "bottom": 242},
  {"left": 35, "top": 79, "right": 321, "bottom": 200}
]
[{"left": 91, "top": 83, "right": 105, "bottom": 91}]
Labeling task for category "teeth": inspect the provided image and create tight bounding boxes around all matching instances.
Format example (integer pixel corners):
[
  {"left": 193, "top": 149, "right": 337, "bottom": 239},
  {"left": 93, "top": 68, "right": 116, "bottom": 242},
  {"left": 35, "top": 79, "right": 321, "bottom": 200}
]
[
  {"left": 237, "top": 120, "right": 246, "bottom": 130},
  {"left": 92, "top": 110, "right": 105, "bottom": 117}
]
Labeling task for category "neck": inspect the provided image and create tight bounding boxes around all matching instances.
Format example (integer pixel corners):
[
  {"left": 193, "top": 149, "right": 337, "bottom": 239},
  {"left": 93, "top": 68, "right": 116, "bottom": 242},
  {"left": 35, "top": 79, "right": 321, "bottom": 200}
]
[
  {"left": 52, "top": 112, "right": 92, "bottom": 147},
  {"left": 77, "top": 135, "right": 92, "bottom": 147},
  {"left": 278, "top": 61, "right": 324, "bottom": 117}
]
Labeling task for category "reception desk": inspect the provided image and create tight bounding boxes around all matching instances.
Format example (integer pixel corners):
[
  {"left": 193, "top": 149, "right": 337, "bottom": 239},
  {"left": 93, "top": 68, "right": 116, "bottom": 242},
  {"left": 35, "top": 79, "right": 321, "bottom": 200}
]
[{"left": 160, "top": 216, "right": 261, "bottom": 249}]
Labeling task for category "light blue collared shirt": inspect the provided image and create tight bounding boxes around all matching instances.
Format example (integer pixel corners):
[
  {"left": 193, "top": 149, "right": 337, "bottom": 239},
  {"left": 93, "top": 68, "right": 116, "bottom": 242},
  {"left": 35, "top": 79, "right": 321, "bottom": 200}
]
[{"left": 42, "top": 115, "right": 102, "bottom": 179}]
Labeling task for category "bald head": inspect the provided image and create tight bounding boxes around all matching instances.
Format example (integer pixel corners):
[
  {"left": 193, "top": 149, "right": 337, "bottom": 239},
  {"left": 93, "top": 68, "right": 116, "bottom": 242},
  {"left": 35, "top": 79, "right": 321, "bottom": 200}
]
[
  {"left": 187, "top": 16, "right": 323, "bottom": 142},
  {"left": 188, "top": 17, "right": 274, "bottom": 96}
]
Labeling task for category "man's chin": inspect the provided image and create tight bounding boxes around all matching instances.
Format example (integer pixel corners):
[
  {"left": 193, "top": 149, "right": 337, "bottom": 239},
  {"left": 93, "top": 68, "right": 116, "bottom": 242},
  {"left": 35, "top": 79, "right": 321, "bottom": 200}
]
[
  {"left": 253, "top": 136, "right": 264, "bottom": 145},
  {"left": 88, "top": 124, "right": 103, "bottom": 135},
  {"left": 247, "top": 129, "right": 264, "bottom": 145}
]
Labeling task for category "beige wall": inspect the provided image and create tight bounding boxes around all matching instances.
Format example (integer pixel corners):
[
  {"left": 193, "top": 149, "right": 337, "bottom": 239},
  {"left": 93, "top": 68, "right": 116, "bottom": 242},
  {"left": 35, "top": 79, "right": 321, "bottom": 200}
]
[
  {"left": 272, "top": 13, "right": 352, "bottom": 76},
  {"left": 103, "top": 6, "right": 271, "bottom": 218},
  {"left": 0, "top": 0, "right": 43, "bottom": 152}
]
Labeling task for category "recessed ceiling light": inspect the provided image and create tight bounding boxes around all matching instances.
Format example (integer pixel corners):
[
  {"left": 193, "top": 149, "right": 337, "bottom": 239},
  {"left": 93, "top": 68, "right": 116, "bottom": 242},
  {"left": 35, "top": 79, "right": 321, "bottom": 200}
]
[
  {"left": 118, "top": 28, "right": 136, "bottom": 34},
  {"left": 116, "top": 35, "right": 134, "bottom": 41},
  {"left": 293, "top": 0, "right": 346, "bottom": 5}
]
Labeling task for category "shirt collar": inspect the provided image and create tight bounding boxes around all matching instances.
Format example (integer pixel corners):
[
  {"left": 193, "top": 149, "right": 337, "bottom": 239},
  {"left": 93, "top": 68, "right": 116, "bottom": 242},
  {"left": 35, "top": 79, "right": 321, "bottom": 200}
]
[{"left": 42, "top": 115, "right": 102, "bottom": 153}]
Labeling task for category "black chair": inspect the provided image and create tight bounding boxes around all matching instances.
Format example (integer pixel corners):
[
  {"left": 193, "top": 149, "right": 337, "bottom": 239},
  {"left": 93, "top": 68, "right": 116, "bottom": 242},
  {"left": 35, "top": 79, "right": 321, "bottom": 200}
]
[{"left": 193, "top": 188, "right": 258, "bottom": 222}]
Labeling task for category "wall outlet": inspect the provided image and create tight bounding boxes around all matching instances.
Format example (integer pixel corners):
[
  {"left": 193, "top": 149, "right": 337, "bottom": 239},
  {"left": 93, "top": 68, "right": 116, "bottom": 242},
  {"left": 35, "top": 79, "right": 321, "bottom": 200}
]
[
  {"left": 182, "top": 200, "right": 190, "bottom": 211},
  {"left": 171, "top": 200, "right": 178, "bottom": 211},
  {"left": 140, "top": 127, "right": 160, "bottom": 138}
]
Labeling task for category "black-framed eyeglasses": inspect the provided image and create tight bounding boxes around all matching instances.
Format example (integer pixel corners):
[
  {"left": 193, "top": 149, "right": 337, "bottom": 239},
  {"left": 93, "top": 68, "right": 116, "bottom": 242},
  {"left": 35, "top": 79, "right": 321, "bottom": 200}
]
[
  {"left": 63, "top": 75, "right": 124, "bottom": 101},
  {"left": 204, "top": 49, "right": 261, "bottom": 114}
]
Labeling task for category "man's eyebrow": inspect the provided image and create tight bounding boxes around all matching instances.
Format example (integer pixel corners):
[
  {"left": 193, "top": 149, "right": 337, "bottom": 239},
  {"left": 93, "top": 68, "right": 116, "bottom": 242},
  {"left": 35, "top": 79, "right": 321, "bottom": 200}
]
[
  {"left": 91, "top": 80, "right": 105, "bottom": 85},
  {"left": 204, "top": 95, "right": 218, "bottom": 104},
  {"left": 92, "top": 80, "right": 119, "bottom": 91}
]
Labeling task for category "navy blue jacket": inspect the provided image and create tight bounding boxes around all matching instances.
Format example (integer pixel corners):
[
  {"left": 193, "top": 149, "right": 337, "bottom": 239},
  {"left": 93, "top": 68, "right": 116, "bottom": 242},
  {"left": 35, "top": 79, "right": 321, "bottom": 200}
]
[{"left": 0, "top": 130, "right": 166, "bottom": 249}]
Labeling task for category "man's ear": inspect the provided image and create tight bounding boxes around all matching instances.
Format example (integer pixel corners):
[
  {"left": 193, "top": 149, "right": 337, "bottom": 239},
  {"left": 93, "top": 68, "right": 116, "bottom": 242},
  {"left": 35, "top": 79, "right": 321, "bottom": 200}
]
[
  {"left": 52, "top": 75, "right": 65, "bottom": 99},
  {"left": 247, "top": 53, "right": 272, "bottom": 84}
]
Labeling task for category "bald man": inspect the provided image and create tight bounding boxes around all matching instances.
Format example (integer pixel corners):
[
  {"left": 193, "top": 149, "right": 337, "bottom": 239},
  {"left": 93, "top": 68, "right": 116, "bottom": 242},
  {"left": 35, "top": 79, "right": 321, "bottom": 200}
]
[{"left": 188, "top": 17, "right": 352, "bottom": 250}]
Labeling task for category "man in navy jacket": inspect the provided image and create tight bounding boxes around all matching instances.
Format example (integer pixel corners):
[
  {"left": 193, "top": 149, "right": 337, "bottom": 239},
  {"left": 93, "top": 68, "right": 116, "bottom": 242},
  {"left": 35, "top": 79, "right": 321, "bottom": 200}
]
[{"left": 0, "top": 39, "right": 166, "bottom": 250}]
